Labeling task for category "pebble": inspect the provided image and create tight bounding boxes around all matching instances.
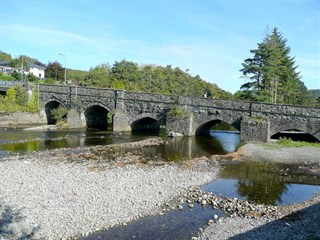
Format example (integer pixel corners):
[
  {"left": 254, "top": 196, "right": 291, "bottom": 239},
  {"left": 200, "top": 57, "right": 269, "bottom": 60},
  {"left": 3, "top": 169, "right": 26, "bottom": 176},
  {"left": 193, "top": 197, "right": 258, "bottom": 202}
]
[{"left": 0, "top": 142, "right": 218, "bottom": 240}]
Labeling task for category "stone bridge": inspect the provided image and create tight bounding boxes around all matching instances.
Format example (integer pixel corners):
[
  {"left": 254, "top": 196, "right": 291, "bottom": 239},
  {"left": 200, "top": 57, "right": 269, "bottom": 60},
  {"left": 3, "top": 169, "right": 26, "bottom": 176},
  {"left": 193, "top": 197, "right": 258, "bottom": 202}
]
[{"left": 38, "top": 84, "right": 320, "bottom": 142}]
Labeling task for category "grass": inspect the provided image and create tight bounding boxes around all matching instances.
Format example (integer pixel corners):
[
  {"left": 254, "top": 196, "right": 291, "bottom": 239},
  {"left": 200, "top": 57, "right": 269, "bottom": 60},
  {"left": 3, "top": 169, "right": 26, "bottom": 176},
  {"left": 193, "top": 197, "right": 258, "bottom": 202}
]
[{"left": 276, "top": 138, "right": 320, "bottom": 148}]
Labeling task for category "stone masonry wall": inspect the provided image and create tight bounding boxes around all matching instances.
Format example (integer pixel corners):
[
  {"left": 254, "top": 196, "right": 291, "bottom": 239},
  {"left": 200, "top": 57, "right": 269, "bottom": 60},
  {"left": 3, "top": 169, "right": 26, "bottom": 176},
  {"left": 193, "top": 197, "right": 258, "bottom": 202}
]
[{"left": 37, "top": 84, "right": 320, "bottom": 141}]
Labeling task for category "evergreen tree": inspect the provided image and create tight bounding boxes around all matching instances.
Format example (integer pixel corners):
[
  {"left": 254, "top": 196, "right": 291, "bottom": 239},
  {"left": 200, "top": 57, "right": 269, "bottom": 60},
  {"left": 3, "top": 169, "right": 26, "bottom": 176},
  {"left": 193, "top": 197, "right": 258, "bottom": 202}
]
[{"left": 239, "top": 27, "right": 310, "bottom": 105}]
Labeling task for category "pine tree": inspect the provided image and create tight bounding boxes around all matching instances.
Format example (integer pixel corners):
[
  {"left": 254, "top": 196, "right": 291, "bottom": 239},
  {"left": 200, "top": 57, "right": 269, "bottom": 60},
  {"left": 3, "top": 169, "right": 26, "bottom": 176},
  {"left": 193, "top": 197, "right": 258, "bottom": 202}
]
[{"left": 239, "top": 27, "right": 310, "bottom": 105}]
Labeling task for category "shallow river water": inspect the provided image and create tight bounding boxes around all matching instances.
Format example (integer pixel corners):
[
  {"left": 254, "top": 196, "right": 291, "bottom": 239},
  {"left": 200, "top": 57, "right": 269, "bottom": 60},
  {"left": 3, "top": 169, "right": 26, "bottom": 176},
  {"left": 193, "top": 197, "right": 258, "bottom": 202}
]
[{"left": 0, "top": 126, "right": 319, "bottom": 240}]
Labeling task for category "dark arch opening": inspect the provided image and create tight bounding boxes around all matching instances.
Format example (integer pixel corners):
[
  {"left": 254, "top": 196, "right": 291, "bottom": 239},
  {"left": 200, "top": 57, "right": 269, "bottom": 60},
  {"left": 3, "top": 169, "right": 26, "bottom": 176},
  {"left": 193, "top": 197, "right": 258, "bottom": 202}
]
[
  {"left": 196, "top": 119, "right": 239, "bottom": 136},
  {"left": 45, "top": 101, "right": 63, "bottom": 125},
  {"left": 271, "top": 129, "right": 319, "bottom": 143},
  {"left": 131, "top": 117, "right": 160, "bottom": 133},
  {"left": 84, "top": 105, "right": 109, "bottom": 130}
]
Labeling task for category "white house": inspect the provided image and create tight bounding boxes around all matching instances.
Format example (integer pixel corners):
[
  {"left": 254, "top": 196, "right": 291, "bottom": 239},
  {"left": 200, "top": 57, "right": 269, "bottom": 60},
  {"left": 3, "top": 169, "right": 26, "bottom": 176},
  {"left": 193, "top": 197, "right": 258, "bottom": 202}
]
[
  {"left": 0, "top": 61, "right": 46, "bottom": 79},
  {"left": 28, "top": 63, "right": 46, "bottom": 79}
]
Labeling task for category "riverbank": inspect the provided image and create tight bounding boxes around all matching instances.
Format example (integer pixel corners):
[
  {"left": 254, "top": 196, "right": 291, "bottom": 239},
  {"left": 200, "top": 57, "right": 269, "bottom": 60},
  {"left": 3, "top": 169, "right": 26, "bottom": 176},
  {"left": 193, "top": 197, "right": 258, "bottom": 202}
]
[
  {"left": 197, "top": 141, "right": 320, "bottom": 240},
  {"left": 0, "top": 139, "right": 319, "bottom": 239},
  {"left": 0, "top": 112, "right": 45, "bottom": 127},
  {"left": 0, "top": 139, "right": 219, "bottom": 239}
]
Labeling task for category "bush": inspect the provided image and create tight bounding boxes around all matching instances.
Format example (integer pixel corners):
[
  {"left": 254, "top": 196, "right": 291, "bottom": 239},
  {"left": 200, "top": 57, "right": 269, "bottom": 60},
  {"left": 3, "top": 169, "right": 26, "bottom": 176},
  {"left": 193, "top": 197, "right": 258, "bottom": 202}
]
[
  {"left": 14, "top": 84, "right": 28, "bottom": 106},
  {"left": 51, "top": 106, "right": 68, "bottom": 121},
  {"left": 167, "top": 105, "right": 186, "bottom": 119}
]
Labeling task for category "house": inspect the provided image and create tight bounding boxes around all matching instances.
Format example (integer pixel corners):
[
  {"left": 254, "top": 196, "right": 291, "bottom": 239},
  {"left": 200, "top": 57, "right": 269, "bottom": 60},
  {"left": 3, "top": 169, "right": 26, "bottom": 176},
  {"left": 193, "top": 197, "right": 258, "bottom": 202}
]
[
  {"left": 28, "top": 63, "right": 46, "bottom": 79},
  {"left": 0, "top": 60, "right": 46, "bottom": 79},
  {"left": 0, "top": 60, "right": 12, "bottom": 74}
]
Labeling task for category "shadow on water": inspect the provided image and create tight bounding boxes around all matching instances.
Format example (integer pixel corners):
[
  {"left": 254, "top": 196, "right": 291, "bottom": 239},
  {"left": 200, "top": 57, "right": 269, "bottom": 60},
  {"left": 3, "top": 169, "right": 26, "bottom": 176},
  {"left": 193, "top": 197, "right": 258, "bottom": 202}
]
[{"left": 82, "top": 204, "right": 225, "bottom": 240}]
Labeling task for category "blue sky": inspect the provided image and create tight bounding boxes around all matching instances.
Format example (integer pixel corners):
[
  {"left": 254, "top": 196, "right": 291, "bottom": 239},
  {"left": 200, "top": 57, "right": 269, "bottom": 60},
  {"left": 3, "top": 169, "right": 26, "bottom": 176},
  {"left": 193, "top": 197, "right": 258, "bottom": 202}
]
[{"left": 1, "top": 0, "right": 319, "bottom": 93}]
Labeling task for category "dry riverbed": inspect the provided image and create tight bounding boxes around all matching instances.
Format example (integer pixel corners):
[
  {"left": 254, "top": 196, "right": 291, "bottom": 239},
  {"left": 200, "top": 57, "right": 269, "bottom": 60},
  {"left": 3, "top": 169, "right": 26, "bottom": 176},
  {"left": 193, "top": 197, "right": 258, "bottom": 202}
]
[{"left": 0, "top": 139, "right": 319, "bottom": 240}]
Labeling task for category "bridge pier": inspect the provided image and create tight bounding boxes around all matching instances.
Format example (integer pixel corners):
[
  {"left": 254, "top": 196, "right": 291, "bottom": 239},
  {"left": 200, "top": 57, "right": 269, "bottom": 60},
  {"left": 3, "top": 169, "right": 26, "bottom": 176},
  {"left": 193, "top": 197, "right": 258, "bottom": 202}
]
[
  {"left": 166, "top": 113, "right": 194, "bottom": 136},
  {"left": 67, "top": 109, "right": 86, "bottom": 128},
  {"left": 113, "top": 112, "right": 132, "bottom": 132},
  {"left": 240, "top": 117, "right": 271, "bottom": 142}
]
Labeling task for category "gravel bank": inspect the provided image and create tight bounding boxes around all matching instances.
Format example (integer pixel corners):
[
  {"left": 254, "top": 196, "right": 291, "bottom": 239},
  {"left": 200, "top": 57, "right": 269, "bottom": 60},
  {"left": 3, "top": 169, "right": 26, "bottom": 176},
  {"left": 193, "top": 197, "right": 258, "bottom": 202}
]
[
  {"left": 1, "top": 140, "right": 319, "bottom": 240},
  {"left": 239, "top": 142, "right": 320, "bottom": 163},
  {"left": 0, "top": 140, "right": 218, "bottom": 240},
  {"left": 198, "top": 194, "right": 320, "bottom": 240}
]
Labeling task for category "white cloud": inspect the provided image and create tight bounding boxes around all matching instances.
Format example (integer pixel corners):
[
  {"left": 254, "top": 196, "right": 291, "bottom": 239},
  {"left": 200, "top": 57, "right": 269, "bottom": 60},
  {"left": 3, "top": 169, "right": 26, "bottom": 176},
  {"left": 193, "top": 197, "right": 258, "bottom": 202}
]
[{"left": 3, "top": 24, "right": 91, "bottom": 46}]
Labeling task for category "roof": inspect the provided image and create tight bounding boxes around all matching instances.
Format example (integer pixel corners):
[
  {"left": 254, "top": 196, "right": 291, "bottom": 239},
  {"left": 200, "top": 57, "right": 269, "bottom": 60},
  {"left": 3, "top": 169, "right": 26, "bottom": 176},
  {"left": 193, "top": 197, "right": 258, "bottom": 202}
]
[
  {"left": 28, "top": 63, "right": 46, "bottom": 69},
  {"left": 0, "top": 60, "right": 11, "bottom": 66}
]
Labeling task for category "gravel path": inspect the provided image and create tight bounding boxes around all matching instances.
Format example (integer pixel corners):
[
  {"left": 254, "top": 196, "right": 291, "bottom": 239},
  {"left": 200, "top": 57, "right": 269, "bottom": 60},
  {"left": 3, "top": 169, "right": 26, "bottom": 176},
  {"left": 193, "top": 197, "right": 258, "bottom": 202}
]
[{"left": 0, "top": 143, "right": 218, "bottom": 240}]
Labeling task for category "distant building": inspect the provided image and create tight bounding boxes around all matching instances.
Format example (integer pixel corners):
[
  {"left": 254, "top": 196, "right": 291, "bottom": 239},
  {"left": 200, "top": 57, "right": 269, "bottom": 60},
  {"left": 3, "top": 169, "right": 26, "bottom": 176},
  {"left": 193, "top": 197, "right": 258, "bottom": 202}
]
[
  {"left": 28, "top": 63, "right": 46, "bottom": 79},
  {"left": 0, "top": 60, "right": 46, "bottom": 79}
]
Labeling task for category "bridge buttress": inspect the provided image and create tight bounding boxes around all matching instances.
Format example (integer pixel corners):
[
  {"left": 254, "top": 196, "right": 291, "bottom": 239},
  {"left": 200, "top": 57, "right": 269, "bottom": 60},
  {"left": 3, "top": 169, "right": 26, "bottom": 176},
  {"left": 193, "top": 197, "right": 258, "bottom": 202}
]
[
  {"left": 240, "top": 117, "right": 271, "bottom": 142},
  {"left": 166, "top": 113, "right": 195, "bottom": 136}
]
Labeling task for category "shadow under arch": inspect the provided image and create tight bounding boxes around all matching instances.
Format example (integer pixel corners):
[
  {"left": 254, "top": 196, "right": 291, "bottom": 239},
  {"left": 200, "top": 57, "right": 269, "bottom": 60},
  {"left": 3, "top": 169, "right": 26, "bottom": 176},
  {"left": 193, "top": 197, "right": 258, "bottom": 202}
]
[
  {"left": 45, "top": 100, "right": 66, "bottom": 125},
  {"left": 131, "top": 117, "right": 161, "bottom": 133},
  {"left": 84, "top": 105, "right": 110, "bottom": 130},
  {"left": 196, "top": 119, "right": 239, "bottom": 136},
  {"left": 271, "top": 129, "right": 320, "bottom": 143}
]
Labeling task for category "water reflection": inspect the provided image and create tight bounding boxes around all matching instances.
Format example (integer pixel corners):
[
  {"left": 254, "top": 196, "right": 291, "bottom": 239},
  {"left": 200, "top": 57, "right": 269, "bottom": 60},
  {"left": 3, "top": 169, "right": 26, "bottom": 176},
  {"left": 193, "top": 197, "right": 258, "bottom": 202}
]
[
  {"left": 203, "top": 161, "right": 320, "bottom": 205},
  {"left": 209, "top": 130, "right": 240, "bottom": 153},
  {"left": 0, "top": 127, "right": 241, "bottom": 160}
]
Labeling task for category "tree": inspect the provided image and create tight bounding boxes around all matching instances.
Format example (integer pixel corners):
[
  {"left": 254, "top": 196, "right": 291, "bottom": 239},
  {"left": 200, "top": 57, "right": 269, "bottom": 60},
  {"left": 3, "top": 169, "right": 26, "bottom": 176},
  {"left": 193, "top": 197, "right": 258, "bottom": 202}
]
[
  {"left": 80, "top": 64, "right": 111, "bottom": 87},
  {"left": 46, "top": 61, "right": 65, "bottom": 81},
  {"left": 239, "top": 27, "right": 310, "bottom": 105},
  {"left": 0, "top": 51, "right": 12, "bottom": 61}
]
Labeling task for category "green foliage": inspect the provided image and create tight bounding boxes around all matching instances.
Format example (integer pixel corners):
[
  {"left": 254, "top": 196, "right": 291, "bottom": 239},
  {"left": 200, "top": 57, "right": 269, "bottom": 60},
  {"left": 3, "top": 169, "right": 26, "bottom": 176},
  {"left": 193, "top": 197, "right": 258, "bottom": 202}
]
[
  {"left": 14, "top": 84, "right": 28, "bottom": 106},
  {"left": 6, "top": 87, "right": 16, "bottom": 103},
  {"left": 243, "top": 115, "right": 268, "bottom": 124},
  {"left": 238, "top": 27, "right": 311, "bottom": 105},
  {"left": 51, "top": 106, "right": 68, "bottom": 127},
  {"left": 79, "top": 60, "right": 231, "bottom": 99},
  {"left": 66, "top": 69, "right": 88, "bottom": 85},
  {"left": 26, "top": 73, "right": 38, "bottom": 82},
  {"left": 0, "top": 86, "right": 39, "bottom": 112},
  {"left": 80, "top": 64, "right": 111, "bottom": 87},
  {"left": 167, "top": 106, "right": 187, "bottom": 119},
  {"left": 10, "top": 71, "right": 22, "bottom": 81},
  {"left": 0, "top": 73, "right": 15, "bottom": 81},
  {"left": 277, "top": 138, "right": 320, "bottom": 148},
  {"left": 27, "top": 87, "right": 40, "bottom": 112},
  {"left": 0, "top": 51, "right": 12, "bottom": 61},
  {"left": 210, "top": 121, "right": 238, "bottom": 131},
  {"left": 46, "top": 61, "right": 65, "bottom": 82},
  {"left": 308, "top": 89, "right": 320, "bottom": 106}
]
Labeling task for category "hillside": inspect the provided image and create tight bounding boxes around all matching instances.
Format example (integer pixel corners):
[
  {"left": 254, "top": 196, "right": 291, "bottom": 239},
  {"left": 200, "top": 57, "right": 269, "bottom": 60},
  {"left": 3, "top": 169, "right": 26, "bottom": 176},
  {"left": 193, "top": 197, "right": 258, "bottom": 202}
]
[{"left": 1, "top": 51, "right": 232, "bottom": 99}]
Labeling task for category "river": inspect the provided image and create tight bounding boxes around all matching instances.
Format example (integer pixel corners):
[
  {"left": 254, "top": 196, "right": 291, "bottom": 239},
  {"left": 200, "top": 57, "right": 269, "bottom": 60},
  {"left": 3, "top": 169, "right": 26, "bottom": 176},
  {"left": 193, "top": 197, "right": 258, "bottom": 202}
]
[{"left": 0, "top": 125, "right": 319, "bottom": 240}]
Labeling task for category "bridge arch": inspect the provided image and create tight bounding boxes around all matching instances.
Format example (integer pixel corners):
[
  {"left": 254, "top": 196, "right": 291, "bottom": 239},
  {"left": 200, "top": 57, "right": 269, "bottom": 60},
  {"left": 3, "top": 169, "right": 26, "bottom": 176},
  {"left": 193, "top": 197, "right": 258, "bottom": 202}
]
[
  {"left": 270, "top": 128, "right": 319, "bottom": 142},
  {"left": 131, "top": 116, "right": 161, "bottom": 132},
  {"left": 269, "top": 120, "right": 320, "bottom": 142},
  {"left": 44, "top": 100, "right": 67, "bottom": 125},
  {"left": 195, "top": 119, "right": 239, "bottom": 136},
  {"left": 84, "top": 104, "right": 111, "bottom": 130}
]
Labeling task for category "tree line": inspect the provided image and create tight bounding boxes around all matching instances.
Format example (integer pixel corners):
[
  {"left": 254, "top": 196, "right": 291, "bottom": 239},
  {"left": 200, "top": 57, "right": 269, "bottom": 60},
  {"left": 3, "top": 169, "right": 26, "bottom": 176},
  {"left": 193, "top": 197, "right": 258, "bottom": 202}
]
[{"left": 1, "top": 26, "right": 318, "bottom": 106}]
